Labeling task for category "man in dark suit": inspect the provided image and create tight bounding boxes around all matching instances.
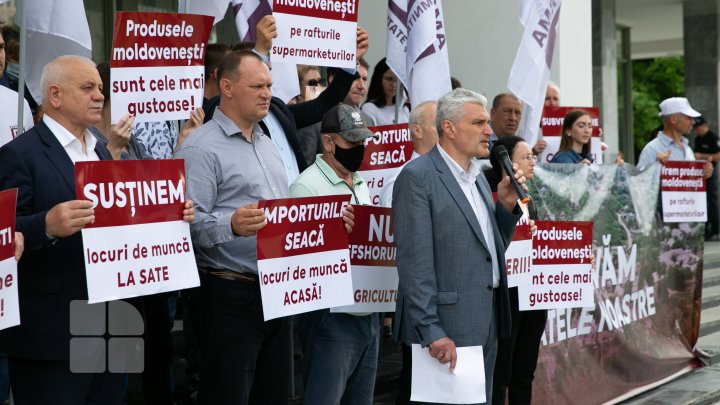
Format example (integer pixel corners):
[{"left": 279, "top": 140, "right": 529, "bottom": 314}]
[
  {"left": 0, "top": 55, "right": 123, "bottom": 405},
  {"left": 392, "top": 88, "right": 526, "bottom": 404},
  {"left": 0, "top": 55, "right": 196, "bottom": 405}
]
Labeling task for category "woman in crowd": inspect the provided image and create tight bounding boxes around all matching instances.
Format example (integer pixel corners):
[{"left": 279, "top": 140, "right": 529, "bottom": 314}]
[
  {"left": 290, "top": 65, "right": 324, "bottom": 105},
  {"left": 550, "top": 109, "right": 594, "bottom": 164},
  {"left": 484, "top": 135, "right": 546, "bottom": 405},
  {"left": 361, "top": 57, "right": 409, "bottom": 124}
]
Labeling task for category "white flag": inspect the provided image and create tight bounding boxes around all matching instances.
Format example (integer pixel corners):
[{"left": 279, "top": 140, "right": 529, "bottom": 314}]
[
  {"left": 178, "top": 0, "right": 229, "bottom": 24},
  {"left": 23, "top": 0, "right": 92, "bottom": 104},
  {"left": 231, "top": 0, "right": 272, "bottom": 42},
  {"left": 507, "top": 0, "right": 561, "bottom": 146},
  {"left": 386, "top": 0, "right": 451, "bottom": 106}
]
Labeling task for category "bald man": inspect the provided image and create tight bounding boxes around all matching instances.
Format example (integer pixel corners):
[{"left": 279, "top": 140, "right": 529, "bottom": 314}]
[
  {"left": 379, "top": 100, "right": 438, "bottom": 207},
  {"left": 0, "top": 54, "right": 126, "bottom": 404}
]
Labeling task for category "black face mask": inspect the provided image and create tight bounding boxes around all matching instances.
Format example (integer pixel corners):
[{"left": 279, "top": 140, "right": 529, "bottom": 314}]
[{"left": 333, "top": 142, "right": 366, "bottom": 172}]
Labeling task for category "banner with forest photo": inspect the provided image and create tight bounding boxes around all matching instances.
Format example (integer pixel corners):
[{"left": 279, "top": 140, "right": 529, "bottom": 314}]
[{"left": 528, "top": 163, "right": 703, "bottom": 404}]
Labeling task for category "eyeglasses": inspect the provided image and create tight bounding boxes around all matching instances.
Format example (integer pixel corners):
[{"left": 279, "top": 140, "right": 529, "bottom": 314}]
[
  {"left": 306, "top": 78, "right": 326, "bottom": 87},
  {"left": 519, "top": 154, "right": 538, "bottom": 162}
]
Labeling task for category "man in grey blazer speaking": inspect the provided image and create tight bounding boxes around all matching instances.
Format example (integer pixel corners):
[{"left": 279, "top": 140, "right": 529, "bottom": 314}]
[{"left": 392, "top": 88, "right": 525, "bottom": 404}]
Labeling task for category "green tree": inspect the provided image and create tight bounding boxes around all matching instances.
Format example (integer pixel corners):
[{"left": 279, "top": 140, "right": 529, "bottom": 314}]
[{"left": 631, "top": 57, "right": 685, "bottom": 161}]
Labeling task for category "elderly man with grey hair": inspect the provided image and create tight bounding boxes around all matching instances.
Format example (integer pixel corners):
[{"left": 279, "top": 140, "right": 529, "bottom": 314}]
[
  {"left": 0, "top": 55, "right": 124, "bottom": 404},
  {"left": 0, "top": 55, "right": 195, "bottom": 405},
  {"left": 379, "top": 100, "right": 438, "bottom": 207},
  {"left": 392, "top": 88, "right": 526, "bottom": 404}
]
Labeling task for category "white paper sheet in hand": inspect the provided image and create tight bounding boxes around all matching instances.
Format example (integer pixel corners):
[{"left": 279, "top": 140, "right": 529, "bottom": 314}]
[{"left": 410, "top": 344, "right": 486, "bottom": 404}]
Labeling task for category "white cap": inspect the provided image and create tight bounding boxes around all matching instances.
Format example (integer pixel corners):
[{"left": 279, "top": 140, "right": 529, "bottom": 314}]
[{"left": 658, "top": 97, "right": 701, "bottom": 117}]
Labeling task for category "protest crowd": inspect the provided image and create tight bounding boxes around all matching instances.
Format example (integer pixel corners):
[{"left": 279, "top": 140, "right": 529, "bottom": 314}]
[{"left": 0, "top": 1, "right": 714, "bottom": 405}]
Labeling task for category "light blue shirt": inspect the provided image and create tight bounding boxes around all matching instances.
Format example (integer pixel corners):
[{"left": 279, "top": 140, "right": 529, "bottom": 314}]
[
  {"left": 637, "top": 131, "right": 695, "bottom": 169},
  {"left": 174, "top": 107, "right": 288, "bottom": 274}
]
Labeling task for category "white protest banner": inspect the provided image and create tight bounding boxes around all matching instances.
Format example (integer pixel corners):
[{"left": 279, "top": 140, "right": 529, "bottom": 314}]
[
  {"left": 0, "top": 189, "right": 19, "bottom": 331},
  {"left": 110, "top": 12, "right": 214, "bottom": 123},
  {"left": 332, "top": 205, "right": 397, "bottom": 313},
  {"left": 75, "top": 160, "right": 199, "bottom": 304},
  {"left": 358, "top": 124, "right": 414, "bottom": 206},
  {"left": 518, "top": 220, "right": 594, "bottom": 310},
  {"left": 661, "top": 161, "right": 707, "bottom": 223},
  {"left": 257, "top": 195, "right": 354, "bottom": 320},
  {"left": 270, "top": 0, "right": 358, "bottom": 69},
  {"left": 539, "top": 106, "right": 603, "bottom": 164}
]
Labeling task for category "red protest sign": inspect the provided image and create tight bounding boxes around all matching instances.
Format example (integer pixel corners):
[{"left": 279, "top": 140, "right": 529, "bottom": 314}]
[
  {"left": 541, "top": 106, "right": 601, "bottom": 137},
  {"left": 257, "top": 194, "right": 354, "bottom": 320},
  {"left": 111, "top": 12, "right": 214, "bottom": 69},
  {"left": 0, "top": 189, "right": 17, "bottom": 262},
  {"left": 271, "top": 0, "right": 358, "bottom": 68},
  {"left": 257, "top": 194, "right": 351, "bottom": 260},
  {"left": 532, "top": 220, "right": 593, "bottom": 266},
  {"left": 75, "top": 160, "right": 186, "bottom": 228},
  {"left": 273, "top": 0, "right": 359, "bottom": 22},
  {"left": 360, "top": 124, "right": 414, "bottom": 171},
  {"left": 661, "top": 161, "right": 707, "bottom": 223},
  {"left": 661, "top": 161, "right": 706, "bottom": 192},
  {"left": 348, "top": 205, "right": 394, "bottom": 266},
  {"left": 110, "top": 12, "right": 212, "bottom": 123}
]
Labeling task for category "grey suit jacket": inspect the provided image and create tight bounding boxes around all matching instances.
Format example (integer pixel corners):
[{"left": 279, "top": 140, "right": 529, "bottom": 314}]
[{"left": 392, "top": 145, "right": 520, "bottom": 348}]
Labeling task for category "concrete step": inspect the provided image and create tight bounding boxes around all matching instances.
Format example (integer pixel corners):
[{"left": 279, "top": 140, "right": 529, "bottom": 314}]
[
  {"left": 704, "top": 267, "right": 720, "bottom": 289},
  {"left": 618, "top": 365, "right": 720, "bottom": 405},
  {"left": 703, "top": 241, "right": 720, "bottom": 269},
  {"left": 702, "top": 284, "right": 720, "bottom": 310},
  {"left": 700, "top": 305, "right": 720, "bottom": 337}
]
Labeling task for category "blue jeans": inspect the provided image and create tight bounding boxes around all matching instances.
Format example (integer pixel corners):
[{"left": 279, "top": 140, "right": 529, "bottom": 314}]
[{"left": 299, "top": 311, "right": 380, "bottom": 405}]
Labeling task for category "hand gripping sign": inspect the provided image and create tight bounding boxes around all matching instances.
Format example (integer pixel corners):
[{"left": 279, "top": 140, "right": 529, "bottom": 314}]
[
  {"left": 75, "top": 160, "right": 199, "bottom": 303},
  {"left": 332, "top": 205, "right": 397, "bottom": 313},
  {"left": 0, "top": 188, "right": 19, "bottom": 330},
  {"left": 111, "top": 12, "right": 214, "bottom": 123},
  {"left": 257, "top": 195, "right": 354, "bottom": 320}
]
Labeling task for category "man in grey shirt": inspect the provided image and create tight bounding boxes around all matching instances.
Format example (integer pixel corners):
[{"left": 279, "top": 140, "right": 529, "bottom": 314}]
[{"left": 174, "top": 50, "right": 289, "bottom": 405}]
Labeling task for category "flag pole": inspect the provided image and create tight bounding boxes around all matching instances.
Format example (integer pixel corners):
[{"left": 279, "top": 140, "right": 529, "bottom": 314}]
[
  {"left": 17, "top": 0, "right": 28, "bottom": 134},
  {"left": 393, "top": 83, "right": 402, "bottom": 124}
]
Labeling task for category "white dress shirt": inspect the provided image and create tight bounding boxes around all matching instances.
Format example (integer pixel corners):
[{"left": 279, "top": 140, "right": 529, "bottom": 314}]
[
  {"left": 438, "top": 144, "right": 500, "bottom": 288},
  {"left": 43, "top": 115, "right": 99, "bottom": 163}
]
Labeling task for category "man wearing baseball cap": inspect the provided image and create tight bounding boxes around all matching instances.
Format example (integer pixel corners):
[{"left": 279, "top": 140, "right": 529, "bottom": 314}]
[
  {"left": 290, "top": 103, "right": 379, "bottom": 405},
  {"left": 637, "top": 97, "right": 713, "bottom": 181}
]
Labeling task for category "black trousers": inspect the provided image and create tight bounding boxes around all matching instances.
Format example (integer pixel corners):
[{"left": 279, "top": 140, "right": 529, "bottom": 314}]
[
  {"left": 492, "top": 288, "right": 547, "bottom": 405},
  {"left": 707, "top": 162, "right": 719, "bottom": 237},
  {"left": 129, "top": 293, "right": 174, "bottom": 405},
  {"left": 9, "top": 357, "right": 125, "bottom": 405},
  {"left": 198, "top": 275, "right": 291, "bottom": 405}
]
